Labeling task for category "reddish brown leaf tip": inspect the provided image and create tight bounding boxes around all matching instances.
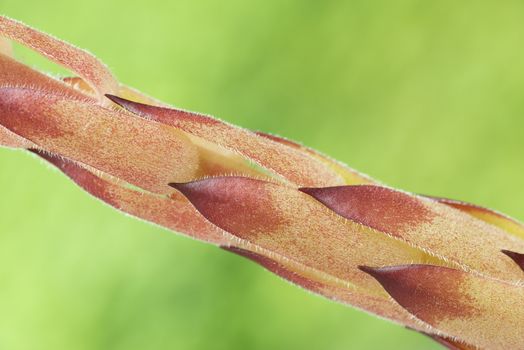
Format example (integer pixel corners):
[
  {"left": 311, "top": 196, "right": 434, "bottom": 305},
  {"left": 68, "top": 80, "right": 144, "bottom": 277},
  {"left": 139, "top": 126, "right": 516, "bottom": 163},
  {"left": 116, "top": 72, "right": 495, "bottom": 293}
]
[
  {"left": 358, "top": 265, "right": 413, "bottom": 287},
  {"left": 358, "top": 264, "right": 417, "bottom": 298},
  {"left": 168, "top": 182, "right": 189, "bottom": 192},
  {"left": 106, "top": 94, "right": 131, "bottom": 106},
  {"left": 298, "top": 187, "right": 320, "bottom": 196},
  {"left": 501, "top": 250, "right": 524, "bottom": 272},
  {"left": 300, "top": 185, "right": 433, "bottom": 236},
  {"left": 167, "top": 177, "right": 284, "bottom": 239},
  {"left": 359, "top": 264, "right": 478, "bottom": 325},
  {"left": 358, "top": 264, "right": 429, "bottom": 291},
  {"left": 105, "top": 94, "right": 146, "bottom": 114},
  {"left": 168, "top": 181, "right": 210, "bottom": 202},
  {"left": 357, "top": 265, "right": 381, "bottom": 276}
]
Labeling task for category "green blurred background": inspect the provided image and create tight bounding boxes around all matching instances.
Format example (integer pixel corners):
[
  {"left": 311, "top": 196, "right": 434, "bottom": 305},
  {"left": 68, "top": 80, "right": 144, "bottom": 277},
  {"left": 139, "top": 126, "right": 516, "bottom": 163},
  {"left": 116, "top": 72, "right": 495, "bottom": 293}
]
[{"left": 1, "top": 1, "right": 523, "bottom": 349}]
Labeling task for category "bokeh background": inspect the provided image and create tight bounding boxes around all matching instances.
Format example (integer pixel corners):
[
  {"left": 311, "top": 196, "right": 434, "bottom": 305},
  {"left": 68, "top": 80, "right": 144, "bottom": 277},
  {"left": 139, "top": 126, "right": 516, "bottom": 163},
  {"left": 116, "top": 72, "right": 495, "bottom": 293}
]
[{"left": 1, "top": 1, "right": 523, "bottom": 349}]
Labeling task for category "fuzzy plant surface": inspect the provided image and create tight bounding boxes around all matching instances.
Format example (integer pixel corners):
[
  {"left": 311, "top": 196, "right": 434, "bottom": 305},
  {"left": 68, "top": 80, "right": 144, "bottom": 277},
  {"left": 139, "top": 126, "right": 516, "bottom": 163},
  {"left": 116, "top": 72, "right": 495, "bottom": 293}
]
[{"left": 1, "top": 16, "right": 523, "bottom": 350}]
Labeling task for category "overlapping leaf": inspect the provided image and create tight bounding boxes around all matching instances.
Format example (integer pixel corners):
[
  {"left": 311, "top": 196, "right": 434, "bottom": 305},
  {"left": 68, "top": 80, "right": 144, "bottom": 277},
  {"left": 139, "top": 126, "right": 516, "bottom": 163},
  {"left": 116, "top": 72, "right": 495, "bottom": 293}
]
[
  {"left": 106, "top": 95, "right": 347, "bottom": 187},
  {"left": 1, "top": 15, "right": 523, "bottom": 350},
  {"left": 361, "top": 265, "right": 524, "bottom": 349},
  {"left": 0, "top": 16, "right": 118, "bottom": 98},
  {"left": 300, "top": 185, "right": 524, "bottom": 282}
]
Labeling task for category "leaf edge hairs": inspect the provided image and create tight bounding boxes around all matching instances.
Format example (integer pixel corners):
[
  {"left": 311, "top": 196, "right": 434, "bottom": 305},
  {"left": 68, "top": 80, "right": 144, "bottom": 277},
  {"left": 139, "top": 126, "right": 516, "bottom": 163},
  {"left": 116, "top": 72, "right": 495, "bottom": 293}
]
[{"left": 1, "top": 16, "right": 523, "bottom": 350}]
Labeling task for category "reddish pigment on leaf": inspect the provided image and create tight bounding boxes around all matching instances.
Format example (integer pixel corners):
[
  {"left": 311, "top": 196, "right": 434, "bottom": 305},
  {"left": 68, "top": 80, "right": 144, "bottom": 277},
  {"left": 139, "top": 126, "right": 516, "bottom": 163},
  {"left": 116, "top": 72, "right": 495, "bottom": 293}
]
[
  {"left": 33, "top": 150, "right": 230, "bottom": 245},
  {"left": 501, "top": 250, "right": 524, "bottom": 272},
  {"left": 0, "top": 88, "right": 74, "bottom": 139},
  {"left": 300, "top": 185, "right": 434, "bottom": 236},
  {"left": 427, "top": 195, "right": 524, "bottom": 240},
  {"left": 33, "top": 149, "right": 119, "bottom": 207},
  {"left": 223, "top": 246, "right": 326, "bottom": 293},
  {"left": 0, "top": 16, "right": 118, "bottom": 97},
  {"left": 359, "top": 265, "right": 480, "bottom": 325},
  {"left": 1, "top": 15, "right": 524, "bottom": 350},
  {"left": 107, "top": 95, "right": 346, "bottom": 188},
  {"left": 170, "top": 178, "right": 288, "bottom": 239}
]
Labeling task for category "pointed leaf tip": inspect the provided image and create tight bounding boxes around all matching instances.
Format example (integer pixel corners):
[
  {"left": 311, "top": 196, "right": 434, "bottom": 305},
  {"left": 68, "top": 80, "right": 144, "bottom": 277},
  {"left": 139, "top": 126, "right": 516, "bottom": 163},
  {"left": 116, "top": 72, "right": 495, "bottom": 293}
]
[
  {"left": 357, "top": 265, "right": 381, "bottom": 276},
  {"left": 0, "top": 88, "right": 200, "bottom": 194},
  {"left": 106, "top": 93, "right": 163, "bottom": 119},
  {"left": 300, "top": 185, "right": 433, "bottom": 236},
  {"left": 361, "top": 264, "right": 524, "bottom": 349},
  {"left": 105, "top": 96, "right": 345, "bottom": 187},
  {"left": 30, "top": 150, "right": 229, "bottom": 245},
  {"left": 165, "top": 177, "right": 283, "bottom": 239},
  {"left": 168, "top": 182, "right": 191, "bottom": 193},
  {"left": 297, "top": 187, "right": 319, "bottom": 196},
  {"left": 305, "top": 186, "right": 524, "bottom": 281},
  {"left": 358, "top": 264, "right": 480, "bottom": 325},
  {"left": 105, "top": 93, "right": 130, "bottom": 107},
  {"left": 501, "top": 250, "right": 524, "bottom": 272}
]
